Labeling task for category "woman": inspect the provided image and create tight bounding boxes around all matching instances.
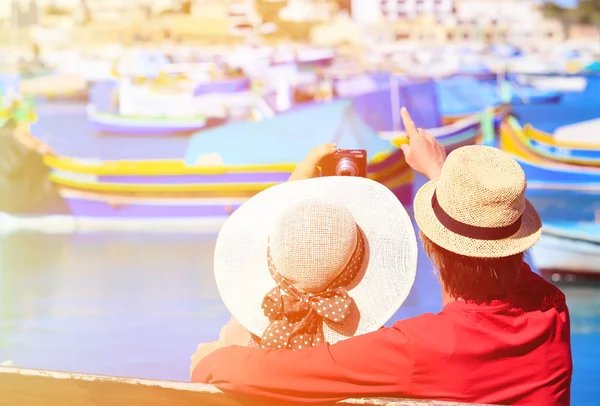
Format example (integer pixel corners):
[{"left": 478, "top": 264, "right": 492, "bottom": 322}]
[{"left": 190, "top": 144, "right": 419, "bottom": 375}]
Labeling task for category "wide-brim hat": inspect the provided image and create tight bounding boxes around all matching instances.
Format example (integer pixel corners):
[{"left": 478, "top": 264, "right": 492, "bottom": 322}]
[
  {"left": 414, "top": 145, "right": 542, "bottom": 258},
  {"left": 214, "top": 176, "right": 418, "bottom": 344}
]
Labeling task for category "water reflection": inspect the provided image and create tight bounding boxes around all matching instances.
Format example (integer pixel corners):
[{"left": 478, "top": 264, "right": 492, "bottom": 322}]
[{"left": 0, "top": 231, "right": 227, "bottom": 380}]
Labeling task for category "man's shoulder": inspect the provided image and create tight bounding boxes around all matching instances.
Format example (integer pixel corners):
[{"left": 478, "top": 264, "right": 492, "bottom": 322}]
[
  {"left": 390, "top": 312, "right": 454, "bottom": 339},
  {"left": 514, "top": 267, "right": 568, "bottom": 314}
]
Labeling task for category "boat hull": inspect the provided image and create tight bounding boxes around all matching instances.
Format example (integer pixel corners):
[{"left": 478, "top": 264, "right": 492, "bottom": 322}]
[
  {"left": 62, "top": 192, "right": 246, "bottom": 218},
  {"left": 47, "top": 147, "right": 414, "bottom": 218},
  {"left": 526, "top": 190, "right": 599, "bottom": 223},
  {"left": 44, "top": 100, "right": 488, "bottom": 219},
  {"left": 87, "top": 107, "right": 207, "bottom": 135},
  {"left": 521, "top": 124, "right": 600, "bottom": 167},
  {"left": 532, "top": 236, "right": 600, "bottom": 275},
  {"left": 58, "top": 181, "right": 413, "bottom": 219},
  {"left": 58, "top": 184, "right": 413, "bottom": 220},
  {"left": 500, "top": 119, "right": 600, "bottom": 192},
  {"left": 511, "top": 93, "right": 561, "bottom": 106}
]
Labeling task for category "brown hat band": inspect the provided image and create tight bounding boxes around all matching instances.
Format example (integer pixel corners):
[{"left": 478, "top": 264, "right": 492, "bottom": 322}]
[{"left": 431, "top": 191, "right": 522, "bottom": 241}]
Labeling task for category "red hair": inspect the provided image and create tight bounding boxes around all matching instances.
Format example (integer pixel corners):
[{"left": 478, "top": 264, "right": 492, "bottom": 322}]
[{"left": 420, "top": 231, "right": 524, "bottom": 304}]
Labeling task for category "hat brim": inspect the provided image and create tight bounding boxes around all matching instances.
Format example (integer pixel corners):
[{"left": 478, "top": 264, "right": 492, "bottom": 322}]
[
  {"left": 214, "top": 177, "right": 418, "bottom": 344},
  {"left": 414, "top": 179, "right": 542, "bottom": 258}
]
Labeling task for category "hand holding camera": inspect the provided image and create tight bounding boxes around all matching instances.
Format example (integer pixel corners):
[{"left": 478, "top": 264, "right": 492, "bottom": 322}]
[
  {"left": 320, "top": 149, "right": 367, "bottom": 178},
  {"left": 289, "top": 143, "right": 369, "bottom": 183},
  {"left": 288, "top": 143, "right": 338, "bottom": 182},
  {"left": 289, "top": 108, "right": 443, "bottom": 183}
]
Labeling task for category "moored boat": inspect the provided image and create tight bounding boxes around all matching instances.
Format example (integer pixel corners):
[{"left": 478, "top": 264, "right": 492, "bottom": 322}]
[
  {"left": 87, "top": 65, "right": 254, "bottom": 135},
  {"left": 519, "top": 123, "right": 600, "bottom": 167},
  {"left": 531, "top": 222, "right": 600, "bottom": 276},
  {"left": 45, "top": 100, "right": 414, "bottom": 219},
  {"left": 439, "top": 77, "right": 561, "bottom": 125},
  {"left": 515, "top": 74, "right": 588, "bottom": 92},
  {"left": 499, "top": 118, "right": 600, "bottom": 193},
  {"left": 86, "top": 105, "right": 209, "bottom": 135},
  {"left": 552, "top": 118, "right": 600, "bottom": 145}
]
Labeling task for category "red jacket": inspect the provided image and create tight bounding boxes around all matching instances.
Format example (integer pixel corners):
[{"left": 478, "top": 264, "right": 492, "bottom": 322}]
[{"left": 193, "top": 266, "right": 572, "bottom": 405}]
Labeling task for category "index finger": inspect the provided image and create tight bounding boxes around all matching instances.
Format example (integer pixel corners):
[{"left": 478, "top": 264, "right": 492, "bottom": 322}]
[{"left": 400, "top": 107, "right": 418, "bottom": 138}]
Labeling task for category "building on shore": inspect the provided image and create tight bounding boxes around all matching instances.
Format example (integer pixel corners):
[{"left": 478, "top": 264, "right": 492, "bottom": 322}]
[
  {"left": 452, "top": 0, "right": 563, "bottom": 45},
  {"left": 353, "top": 0, "right": 564, "bottom": 46},
  {"left": 350, "top": 0, "right": 454, "bottom": 23}
]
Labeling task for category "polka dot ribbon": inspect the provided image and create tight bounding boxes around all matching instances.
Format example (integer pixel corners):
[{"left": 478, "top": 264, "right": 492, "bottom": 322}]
[{"left": 254, "top": 228, "right": 365, "bottom": 350}]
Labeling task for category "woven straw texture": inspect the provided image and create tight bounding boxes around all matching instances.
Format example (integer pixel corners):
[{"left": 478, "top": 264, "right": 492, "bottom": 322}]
[
  {"left": 270, "top": 201, "right": 359, "bottom": 292},
  {"left": 414, "top": 145, "right": 542, "bottom": 258},
  {"left": 214, "top": 176, "right": 418, "bottom": 344}
]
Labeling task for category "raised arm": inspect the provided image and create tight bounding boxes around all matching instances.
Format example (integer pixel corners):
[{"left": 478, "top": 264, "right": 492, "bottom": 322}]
[
  {"left": 399, "top": 107, "right": 446, "bottom": 180},
  {"left": 192, "top": 325, "right": 414, "bottom": 404}
]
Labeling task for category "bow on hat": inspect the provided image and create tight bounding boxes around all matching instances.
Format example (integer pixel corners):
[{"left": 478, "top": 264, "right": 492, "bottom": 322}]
[{"left": 257, "top": 229, "right": 365, "bottom": 350}]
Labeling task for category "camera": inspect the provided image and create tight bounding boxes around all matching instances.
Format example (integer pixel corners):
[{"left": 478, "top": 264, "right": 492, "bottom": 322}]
[{"left": 321, "top": 149, "right": 367, "bottom": 178}]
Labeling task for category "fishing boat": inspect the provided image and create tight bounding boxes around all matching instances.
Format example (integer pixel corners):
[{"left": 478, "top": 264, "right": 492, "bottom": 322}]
[
  {"left": 499, "top": 118, "right": 600, "bottom": 194},
  {"left": 45, "top": 108, "right": 485, "bottom": 220},
  {"left": 87, "top": 64, "right": 255, "bottom": 135},
  {"left": 519, "top": 123, "right": 600, "bottom": 167},
  {"left": 531, "top": 222, "right": 600, "bottom": 276},
  {"left": 45, "top": 100, "right": 413, "bottom": 219},
  {"left": 514, "top": 74, "right": 588, "bottom": 92},
  {"left": 552, "top": 118, "right": 600, "bottom": 145},
  {"left": 0, "top": 366, "right": 487, "bottom": 406},
  {"left": 86, "top": 105, "right": 209, "bottom": 136},
  {"left": 439, "top": 77, "right": 561, "bottom": 125}
]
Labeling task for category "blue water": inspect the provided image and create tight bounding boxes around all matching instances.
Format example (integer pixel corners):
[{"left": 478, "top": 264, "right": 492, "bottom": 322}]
[{"left": 0, "top": 230, "right": 598, "bottom": 404}]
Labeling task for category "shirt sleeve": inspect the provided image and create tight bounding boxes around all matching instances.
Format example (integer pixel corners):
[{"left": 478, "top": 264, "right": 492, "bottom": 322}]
[{"left": 191, "top": 325, "right": 414, "bottom": 404}]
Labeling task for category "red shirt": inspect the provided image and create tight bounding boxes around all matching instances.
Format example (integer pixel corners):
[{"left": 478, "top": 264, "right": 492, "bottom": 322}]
[{"left": 193, "top": 266, "right": 572, "bottom": 405}]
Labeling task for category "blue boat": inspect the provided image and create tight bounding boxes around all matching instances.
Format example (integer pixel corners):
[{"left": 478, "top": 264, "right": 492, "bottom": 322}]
[
  {"left": 511, "top": 73, "right": 600, "bottom": 134},
  {"left": 438, "top": 77, "right": 560, "bottom": 121}
]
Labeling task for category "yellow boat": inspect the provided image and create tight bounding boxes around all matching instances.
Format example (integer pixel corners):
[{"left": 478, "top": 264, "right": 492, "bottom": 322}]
[{"left": 519, "top": 124, "right": 600, "bottom": 167}]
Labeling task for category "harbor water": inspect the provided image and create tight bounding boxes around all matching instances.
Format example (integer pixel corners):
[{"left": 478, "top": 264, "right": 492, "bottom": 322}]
[{"left": 0, "top": 230, "right": 598, "bottom": 405}]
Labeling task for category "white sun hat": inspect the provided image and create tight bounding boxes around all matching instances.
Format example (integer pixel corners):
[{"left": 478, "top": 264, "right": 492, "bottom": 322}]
[
  {"left": 213, "top": 176, "right": 418, "bottom": 347},
  {"left": 414, "top": 145, "right": 542, "bottom": 258}
]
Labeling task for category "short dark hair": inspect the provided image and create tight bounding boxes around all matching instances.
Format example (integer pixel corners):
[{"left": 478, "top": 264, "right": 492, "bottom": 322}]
[{"left": 420, "top": 231, "right": 524, "bottom": 304}]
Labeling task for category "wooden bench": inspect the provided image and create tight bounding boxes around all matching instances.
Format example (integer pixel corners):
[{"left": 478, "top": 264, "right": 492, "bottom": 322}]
[{"left": 0, "top": 366, "right": 496, "bottom": 406}]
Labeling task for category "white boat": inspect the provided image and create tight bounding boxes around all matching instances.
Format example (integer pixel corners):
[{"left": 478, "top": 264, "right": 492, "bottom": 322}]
[
  {"left": 515, "top": 75, "right": 588, "bottom": 92},
  {"left": 553, "top": 118, "right": 600, "bottom": 144},
  {"left": 531, "top": 223, "right": 600, "bottom": 275}
]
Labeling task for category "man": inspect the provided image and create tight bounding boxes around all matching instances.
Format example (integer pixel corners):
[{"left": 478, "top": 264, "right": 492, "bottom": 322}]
[{"left": 191, "top": 108, "right": 572, "bottom": 405}]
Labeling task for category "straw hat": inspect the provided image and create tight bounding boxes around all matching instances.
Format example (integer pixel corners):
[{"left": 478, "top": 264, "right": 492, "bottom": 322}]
[
  {"left": 414, "top": 145, "right": 542, "bottom": 258},
  {"left": 214, "top": 176, "right": 418, "bottom": 346}
]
